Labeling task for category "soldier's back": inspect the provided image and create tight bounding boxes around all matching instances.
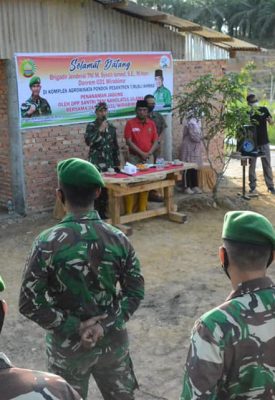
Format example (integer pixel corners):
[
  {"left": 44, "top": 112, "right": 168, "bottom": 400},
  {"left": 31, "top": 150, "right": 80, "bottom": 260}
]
[{"left": 200, "top": 279, "right": 275, "bottom": 398}]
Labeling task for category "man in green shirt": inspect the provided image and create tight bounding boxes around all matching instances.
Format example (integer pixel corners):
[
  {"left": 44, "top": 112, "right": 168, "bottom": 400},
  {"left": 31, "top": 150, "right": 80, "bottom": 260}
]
[
  {"left": 19, "top": 158, "right": 144, "bottom": 400},
  {"left": 181, "top": 210, "right": 275, "bottom": 399},
  {"left": 153, "top": 69, "right": 172, "bottom": 110}
]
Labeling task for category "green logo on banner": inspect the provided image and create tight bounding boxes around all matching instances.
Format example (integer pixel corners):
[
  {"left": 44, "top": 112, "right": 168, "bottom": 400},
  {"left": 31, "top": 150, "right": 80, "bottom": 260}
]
[{"left": 20, "top": 59, "right": 37, "bottom": 78}]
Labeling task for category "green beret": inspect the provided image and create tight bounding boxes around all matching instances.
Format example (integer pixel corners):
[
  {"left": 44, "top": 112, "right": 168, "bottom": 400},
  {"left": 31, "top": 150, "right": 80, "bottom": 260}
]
[
  {"left": 29, "top": 76, "right": 41, "bottom": 87},
  {"left": 0, "top": 275, "right": 5, "bottom": 292},
  {"left": 222, "top": 211, "right": 275, "bottom": 248},
  {"left": 57, "top": 158, "right": 105, "bottom": 188},
  {"left": 95, "top": 102, "right": 108, "bottom": 112}
]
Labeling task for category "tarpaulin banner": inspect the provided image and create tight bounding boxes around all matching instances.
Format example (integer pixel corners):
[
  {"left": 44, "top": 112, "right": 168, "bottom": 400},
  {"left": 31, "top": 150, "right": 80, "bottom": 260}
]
[{"left": 15, "top": 52, "right": 173, "bottom": 129}]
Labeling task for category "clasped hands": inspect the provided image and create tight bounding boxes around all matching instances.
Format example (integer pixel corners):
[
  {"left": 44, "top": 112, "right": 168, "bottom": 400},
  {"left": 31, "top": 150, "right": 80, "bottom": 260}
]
[{"left": 79, "top": 314, "right": 107, "bottom": 349}]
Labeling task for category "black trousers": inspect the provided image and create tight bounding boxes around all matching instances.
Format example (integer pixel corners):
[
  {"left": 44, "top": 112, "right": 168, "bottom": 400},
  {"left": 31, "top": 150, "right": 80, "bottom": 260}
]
[{"left": 182, "top": 169, "right": 198, "bottom": 188}]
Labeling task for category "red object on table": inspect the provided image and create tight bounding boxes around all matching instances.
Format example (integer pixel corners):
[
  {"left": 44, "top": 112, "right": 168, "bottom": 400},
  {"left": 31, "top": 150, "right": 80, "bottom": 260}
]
[{"left": 105, "top": 164, "right": 184, "bottom": 179}]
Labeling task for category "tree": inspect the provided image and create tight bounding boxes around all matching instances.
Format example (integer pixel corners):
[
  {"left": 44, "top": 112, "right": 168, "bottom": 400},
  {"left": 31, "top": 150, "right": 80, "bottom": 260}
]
[
  {"left": 175, "top": 67, "right": 253, "bottom": 202},
  {"left": 137, "top": 0, "right": 275, "bottom": 48}
]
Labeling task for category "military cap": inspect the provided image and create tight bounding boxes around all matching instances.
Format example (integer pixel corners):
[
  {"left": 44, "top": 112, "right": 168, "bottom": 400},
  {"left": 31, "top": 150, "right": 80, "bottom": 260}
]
[
  {"left": 222, "top": 210, "right": 275, "bottom": 248},
  {"left": 29, "top": 76, "right": 41, "bottom": 87},
  {"left": 0, "top": 275, "right": 5, "bottom": 292},
  {"left": 136, "top": 100, "right": 149, "bottom": 109},
  {"left": 57, "top": 158, "right": 105, "bottom": 188},
  {"left": 155, "top": 69, "right": 163, "bottom": 78},
  {"left": 95, "top": 102, "right": 108, "bottom": 112}
]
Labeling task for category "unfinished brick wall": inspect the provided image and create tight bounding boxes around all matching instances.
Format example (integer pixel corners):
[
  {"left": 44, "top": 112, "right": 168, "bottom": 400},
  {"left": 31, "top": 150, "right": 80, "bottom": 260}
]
[
  {"left": 0, "top": 60, "right": 12, "bottom": 208},
  {"left": 22, "top": 119, "right": 128, "bottom": 212},
  {"left": 172, "top": 60, "right": 227, "bottom": 166}
]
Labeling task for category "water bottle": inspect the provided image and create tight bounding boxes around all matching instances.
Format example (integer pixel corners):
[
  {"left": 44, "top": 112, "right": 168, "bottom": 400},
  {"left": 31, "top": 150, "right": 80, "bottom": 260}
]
[
  {"left": 156, "top": 158, "right": 164, "bottom": 170},
  {"left": 7, "top": 199, "right": 14, "bottom": 215}
]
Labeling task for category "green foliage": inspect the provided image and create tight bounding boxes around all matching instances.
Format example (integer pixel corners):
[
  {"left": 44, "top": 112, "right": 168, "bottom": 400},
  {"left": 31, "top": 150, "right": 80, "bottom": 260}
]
[
  {"left": 259, "top": 100, "right": 275, "bottom": 145},
  {"left": 137, "top": 0, "right": 275, "bottom": 48},
  {"left": 175, "top": 68, "right": 252, "bottom": 198}
]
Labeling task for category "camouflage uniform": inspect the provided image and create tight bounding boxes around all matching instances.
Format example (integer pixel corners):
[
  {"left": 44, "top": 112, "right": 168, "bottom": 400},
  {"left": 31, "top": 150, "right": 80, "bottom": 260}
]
[
  {"left": 19, "top": 210, "right": 144, "bottom": 400},
  {"left": 0, "top": 352, "right": 81, "bottom": 399},
  {"left": 148, "top": 111, "right": 167, "bottom": 160},
  {"left": 181, "top": 277, "right": 275, "bottom": 399},
  {"left": 21, "top": 96, "right": 52, "bottom": 118},
  {"left": 84, "top": 119, "right": 120, "bottom": 218},
  {"left": 84, "top": 119, "right": 120, "bottom": 172},
  {"left": 153, "top": 86, "right": 172, "bottom": 109},
  {"left": 149, "top": 111, "right": 167, "bottom": 137}
]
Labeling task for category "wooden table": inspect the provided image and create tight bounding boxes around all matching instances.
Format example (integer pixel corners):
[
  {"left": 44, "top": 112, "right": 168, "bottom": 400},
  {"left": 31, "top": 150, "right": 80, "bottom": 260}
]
[{"left": 103, "top": 163, "right": 197, "bottom": 229}]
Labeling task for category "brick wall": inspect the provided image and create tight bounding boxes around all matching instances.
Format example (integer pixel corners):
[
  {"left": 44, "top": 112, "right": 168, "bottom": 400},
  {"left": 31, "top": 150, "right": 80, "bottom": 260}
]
[
  {"left": 0, "top": 60, "right": 12, "bottom": 209},
  {"left": 172, "top": 60, "right": 227, "bottom": 168},
  {"left": 22, "top": 119, "right": 128, "bottom": 212}
]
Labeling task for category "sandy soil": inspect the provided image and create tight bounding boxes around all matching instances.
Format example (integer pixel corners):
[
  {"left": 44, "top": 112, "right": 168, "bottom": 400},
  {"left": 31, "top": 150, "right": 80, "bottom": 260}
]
[{"left": 1, "top": 160, "right": 275, "bottom": 400}]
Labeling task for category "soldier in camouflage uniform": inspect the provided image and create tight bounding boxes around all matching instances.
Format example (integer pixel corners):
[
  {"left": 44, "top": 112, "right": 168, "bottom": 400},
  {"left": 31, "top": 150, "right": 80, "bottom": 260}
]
[
  {"left": 21, "top": 76, "right": 52, "bottom": 118},
  {"left": 19, "top": 158, "right": 144, "bottom": 400},
  {"left": 0, "top": 275, "right": 81, "bottom": 399},
  {"left": 181, "top": 210, "right": 275, "bottom": 399},
  {"left": 84, "top": 102, "right": 120, "bottom": 172},
  {"left": 84, "top": 102, "right": 120, "bottom": 218}
]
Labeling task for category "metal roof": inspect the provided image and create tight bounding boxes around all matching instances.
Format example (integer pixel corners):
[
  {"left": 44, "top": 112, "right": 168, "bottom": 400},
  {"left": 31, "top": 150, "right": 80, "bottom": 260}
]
[{"left": 95, "top": 0, "right": 260, "bottom": 52}]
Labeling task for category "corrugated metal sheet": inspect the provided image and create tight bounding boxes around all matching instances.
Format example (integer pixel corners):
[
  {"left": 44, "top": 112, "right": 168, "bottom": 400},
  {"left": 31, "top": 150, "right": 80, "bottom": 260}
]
[
  {"left": 185, "top": 34, "right": 229, "bottom": 61},
  {"left": 0, "top": 0, "right": 184, "bottom": 59},
  {"left": 216, "top": 37, "right": 260, "bottom": 51}
]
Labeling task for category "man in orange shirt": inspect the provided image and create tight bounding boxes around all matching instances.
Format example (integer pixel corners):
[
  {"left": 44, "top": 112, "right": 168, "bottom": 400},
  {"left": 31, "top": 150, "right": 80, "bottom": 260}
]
[{"left": 124, "top": 100, "right": 159, "bottom": 213}]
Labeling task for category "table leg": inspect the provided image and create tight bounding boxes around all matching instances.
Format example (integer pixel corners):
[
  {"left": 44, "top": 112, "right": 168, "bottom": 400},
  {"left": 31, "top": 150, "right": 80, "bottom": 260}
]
[
  {"left": 165, "top": 185, "right": 187, "bottom": 223},
  {"left": 109, "top": 190, "right": 121, "bottom": 225}
]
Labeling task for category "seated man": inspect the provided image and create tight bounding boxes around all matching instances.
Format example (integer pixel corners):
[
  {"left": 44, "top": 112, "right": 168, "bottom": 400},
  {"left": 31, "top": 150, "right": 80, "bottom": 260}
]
[
  {"left": 124, "top": 100, "right": 159, "bottom": 214},
  {"left": 0, "top": 275, "right": 81, "bottom": 399}
]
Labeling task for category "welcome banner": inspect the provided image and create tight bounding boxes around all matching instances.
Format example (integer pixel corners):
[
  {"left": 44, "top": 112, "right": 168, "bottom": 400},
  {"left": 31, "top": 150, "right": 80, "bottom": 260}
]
[{"left": 15, "top": 52, "right": 173, "bottom": 129}]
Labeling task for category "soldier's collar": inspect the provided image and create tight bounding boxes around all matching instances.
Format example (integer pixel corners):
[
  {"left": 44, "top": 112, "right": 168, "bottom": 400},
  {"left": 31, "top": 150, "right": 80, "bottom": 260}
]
[
  {"left": 226, "top": 276, "right": 274, "bottom": 301},
  {"left": 0, "top": 353, "right": 13, "bottom": 370},
  {"left": 60, "top": 210, "right": 101, "bottom": 223}
]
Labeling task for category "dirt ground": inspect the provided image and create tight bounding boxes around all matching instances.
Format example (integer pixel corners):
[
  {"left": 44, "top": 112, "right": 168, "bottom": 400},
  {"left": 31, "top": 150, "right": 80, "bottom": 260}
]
[{"left": 1, "top": 159, "right": 275, "bottom": 400}]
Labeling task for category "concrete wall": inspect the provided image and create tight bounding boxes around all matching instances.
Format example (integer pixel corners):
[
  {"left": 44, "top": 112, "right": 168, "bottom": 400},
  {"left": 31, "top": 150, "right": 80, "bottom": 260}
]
[{"left": 0, "top": 60, "right": 13, "bottom": 208}]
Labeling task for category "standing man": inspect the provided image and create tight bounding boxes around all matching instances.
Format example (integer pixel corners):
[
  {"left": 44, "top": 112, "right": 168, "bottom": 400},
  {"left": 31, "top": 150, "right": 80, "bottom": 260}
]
[
  {"left": 181, "top": 210, "right": 275, "bottom": 399},
  {"left": 153, "top": 69, "right": 172, "bottom": 109},
  {"left": 144, "top": 94, "right": 167, "bottom": 202},
  {"left": 124, "top": 100, "right": 159, "bottom": 213},
  {"left": 19, "top": 158, "right": 144, "bottom": 400},
  {"left": 247, "top": 94, "right": 275, "bottom": 194},
  {"left": 0, "top": 275, "right": 82, "bottom": 399},
  {"left": 84, "top": 102, "right": 120, "bottom": 218},
  {"left": 21, "top": 76, "right": 52, "bottom": 118},
  {"left": 124, "top": 100, "right": 159, "bottom": 165}
]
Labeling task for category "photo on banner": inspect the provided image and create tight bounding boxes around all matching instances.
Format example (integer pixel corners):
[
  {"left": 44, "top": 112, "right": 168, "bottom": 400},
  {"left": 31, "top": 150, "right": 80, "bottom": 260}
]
[{"left": 14, "top": 52, "right": 173, "bottom": 129}]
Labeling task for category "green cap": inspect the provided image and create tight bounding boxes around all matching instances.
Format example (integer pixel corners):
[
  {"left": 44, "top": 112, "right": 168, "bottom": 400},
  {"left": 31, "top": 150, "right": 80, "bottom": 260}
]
[
  {"left": 222, "top": 211, "right": 275, "bottom": 248},
  {"left": 57, "top": 158, "right": 104, "bottom": 188},
  {"left": 95, "top": 102, "right": 108, "bottom": 112},
  {"left": 29, "top": 76, "right": 41, "bottom": 87},
  {"left": 0, "top": 275, "right": 5, "bottom": 292}
]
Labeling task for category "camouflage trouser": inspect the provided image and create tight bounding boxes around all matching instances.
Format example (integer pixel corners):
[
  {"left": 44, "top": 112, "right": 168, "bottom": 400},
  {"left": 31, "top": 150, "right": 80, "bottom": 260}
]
[{"left": 46, "top": 333, "right": 138, "bottom": 400}]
